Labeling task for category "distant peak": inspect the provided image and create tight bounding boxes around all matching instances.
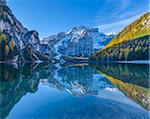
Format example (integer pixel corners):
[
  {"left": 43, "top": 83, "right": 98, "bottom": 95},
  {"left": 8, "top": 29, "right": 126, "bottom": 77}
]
[
  {"left": 69, "top": 25, "right": 90, "bottom": 35},
  {"left": 105, "top": 32, "right": 117, "bottom": 36}
]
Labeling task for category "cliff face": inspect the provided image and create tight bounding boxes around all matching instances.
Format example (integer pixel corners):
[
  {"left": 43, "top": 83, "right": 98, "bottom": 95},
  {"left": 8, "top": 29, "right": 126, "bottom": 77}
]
[
  {"left": 0, "top": 0, "right": 51, "bottom": 62},
  {"left": 0, "top": 0, "right": 115, "bottom": 62},
  {"left": 42, "top": 26, "right": 114, "bottom": 60}
]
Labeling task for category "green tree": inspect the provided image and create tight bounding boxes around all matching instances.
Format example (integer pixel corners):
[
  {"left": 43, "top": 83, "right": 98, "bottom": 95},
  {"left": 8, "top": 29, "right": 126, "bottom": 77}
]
[
  {"left": 4, "top": 44, "right": 9, "bottom": 55},
  {"left": 9, "top": 37, "right": 15, "bottom": 50},
  {"left": 0, "top": 33, "right": 6, "bottom": 43}
]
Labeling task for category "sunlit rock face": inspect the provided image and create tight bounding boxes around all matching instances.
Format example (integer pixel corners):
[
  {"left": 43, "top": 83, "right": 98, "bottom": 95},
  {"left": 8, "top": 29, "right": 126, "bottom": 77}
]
[
  {"left": 42, "top": 25, "right": 115, "bottom": 60},
  {"left": 23, "top": 31, "right": 41, "bottom": 52},
  {"left": 0, "top": 1, "right": 114, "bottom": 62}
]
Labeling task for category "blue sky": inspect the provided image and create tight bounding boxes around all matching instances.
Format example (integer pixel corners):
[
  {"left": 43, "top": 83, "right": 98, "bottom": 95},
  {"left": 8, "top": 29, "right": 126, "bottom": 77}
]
[{"left": 7, "top": 0, "right": 149, "bottom": 38}]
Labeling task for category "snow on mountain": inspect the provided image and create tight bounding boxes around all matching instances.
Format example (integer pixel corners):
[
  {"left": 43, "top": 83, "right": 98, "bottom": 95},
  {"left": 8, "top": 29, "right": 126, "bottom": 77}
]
[
  {"left": 41, "top": 25, "right": 115, "bottom": 60},
  {"left": 0, "top": 0, "right": 114, "bottom": 62},
  {"left": 105, "top": 32, "right": 118, "bottom": 36},
  {"left": 0, "top": 0, "right": 51, "bottom": 62}
]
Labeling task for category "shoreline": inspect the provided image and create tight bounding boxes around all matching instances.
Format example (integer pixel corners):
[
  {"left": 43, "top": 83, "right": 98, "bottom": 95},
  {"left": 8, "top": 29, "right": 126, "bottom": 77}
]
[{"left": 0, "top": 60, "right": 150, "bottom": 65}]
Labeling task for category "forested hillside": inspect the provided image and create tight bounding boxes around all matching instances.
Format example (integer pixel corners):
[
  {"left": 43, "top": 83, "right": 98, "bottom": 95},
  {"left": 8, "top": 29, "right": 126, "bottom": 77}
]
[
  {"left": 93, "top": 35, "right": 149, "bottom": 61},
  {"left": 104, "top": 12, "right": 150, "bottom": 49},
  {"left": 0, "top": 32, "right": 18, "bottom": 61},
  {"left": 93, "top": 12, "right": 150, "bottom": 61}
]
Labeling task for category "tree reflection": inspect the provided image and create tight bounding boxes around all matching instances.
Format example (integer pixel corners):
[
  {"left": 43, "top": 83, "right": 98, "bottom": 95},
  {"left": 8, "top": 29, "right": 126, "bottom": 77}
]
[{"left": 93, "top": 63, "right": 150, "bottom": 111}]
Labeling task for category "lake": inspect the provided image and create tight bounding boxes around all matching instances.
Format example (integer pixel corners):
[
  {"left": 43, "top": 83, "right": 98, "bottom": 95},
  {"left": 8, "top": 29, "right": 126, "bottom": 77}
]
[{"left": 0, "top": 62, "right": 149, "bottom": 119}]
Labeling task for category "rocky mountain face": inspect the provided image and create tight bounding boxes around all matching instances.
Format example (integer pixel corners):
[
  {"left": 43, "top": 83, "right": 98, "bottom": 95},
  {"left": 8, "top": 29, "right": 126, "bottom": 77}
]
[
  {"left": 42, "top": 25, "right": 115, "bottom": 60},
  {"left": 0, "top": 0, "right": 51, "bottom": 62},
  {"left": 0, "top": 0, "right": 115, "bottom": 62},
  {"left": 93, "top": 12, "right": 150, "bottom": 61}
]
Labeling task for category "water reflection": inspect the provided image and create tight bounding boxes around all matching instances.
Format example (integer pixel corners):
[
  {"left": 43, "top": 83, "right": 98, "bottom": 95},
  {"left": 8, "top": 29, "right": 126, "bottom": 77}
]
[
  {"left": 93, "top": 63, "right": 149, "bottom": 88},
  {"left": 93, "top": 63, "right": 150, "bottom": 111},
  {"left": 41, "top": 63, "right": 114, "bottom": 96},
  {"left": 0, "top": 63, "right": 149, "bottom": 119},
  {"left": 0, "top": 63, "right": 41, "bottom": 119}
]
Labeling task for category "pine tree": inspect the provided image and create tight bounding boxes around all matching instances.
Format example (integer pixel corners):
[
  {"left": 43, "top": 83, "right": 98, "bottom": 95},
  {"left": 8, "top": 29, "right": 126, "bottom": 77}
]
[
  {"left": 0, "top": 33, "right": 6, "bottom": 43},
  {"left": 4, "top": 44, "right": 9, "bottom": 55},
  {"left": 9, "top": 37, "right": 15, "bottom": 50}
]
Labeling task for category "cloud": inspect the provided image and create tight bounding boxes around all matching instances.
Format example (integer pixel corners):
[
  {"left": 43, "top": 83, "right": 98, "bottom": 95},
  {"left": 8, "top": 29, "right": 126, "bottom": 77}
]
[
  {"left": 91, "top": 0, "right": 148, "bottom": 33},
  {"left": 97, "top": 12, "right": 146, "bottom": 33},
  {"left": 84, "top": 0, "right": 148, "bottom": 34},
  {"left": 94, "top": 0, "right": 132, "bottom": 23}
]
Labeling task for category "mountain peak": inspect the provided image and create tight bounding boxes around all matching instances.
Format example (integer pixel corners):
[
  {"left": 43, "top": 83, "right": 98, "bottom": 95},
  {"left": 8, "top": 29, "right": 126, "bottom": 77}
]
[
  {"left": 93, "top": 12, "right": 150, "bottom": 61},
  {"left": 73, "top": 25, "right": 88, "bottom": 30},
  {"left": 0, "top": 0, "right": 6, "bottom": 5},
  {"left": 41, "top": 25, "right": 115, "bottom": 59},
  {"left": 70, "top": 25, "right": 88, "bottom": 34}
]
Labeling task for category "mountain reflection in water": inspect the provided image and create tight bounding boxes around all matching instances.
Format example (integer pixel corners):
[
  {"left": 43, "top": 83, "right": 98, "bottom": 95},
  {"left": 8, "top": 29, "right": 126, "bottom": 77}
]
[{"left": 0, "top": 62, "right": 149, "bottom": 119}]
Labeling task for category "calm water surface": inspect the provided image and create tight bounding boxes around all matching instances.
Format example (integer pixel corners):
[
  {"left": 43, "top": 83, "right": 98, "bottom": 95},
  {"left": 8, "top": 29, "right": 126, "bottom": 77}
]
[{"left": 0, "top": 63, "right": 149, "bottom": 119}]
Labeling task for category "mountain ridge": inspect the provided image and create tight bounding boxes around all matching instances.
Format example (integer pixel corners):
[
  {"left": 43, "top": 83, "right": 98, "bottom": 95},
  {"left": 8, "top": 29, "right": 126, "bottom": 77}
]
[
  {"left": 103, "top": 12, "right": 150, "bottom": 49},
  {"left": 93, "top": 12, "right": 150, "bottom": 61},
  {"left": 0, "top": 0, "right": 51, "bottom": 62},
  {"left": 0, "top": 0, "right": 149, "bottom": 62},
  {"left": 41, "top": 25, "right": 115, "bottom": 60}
]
